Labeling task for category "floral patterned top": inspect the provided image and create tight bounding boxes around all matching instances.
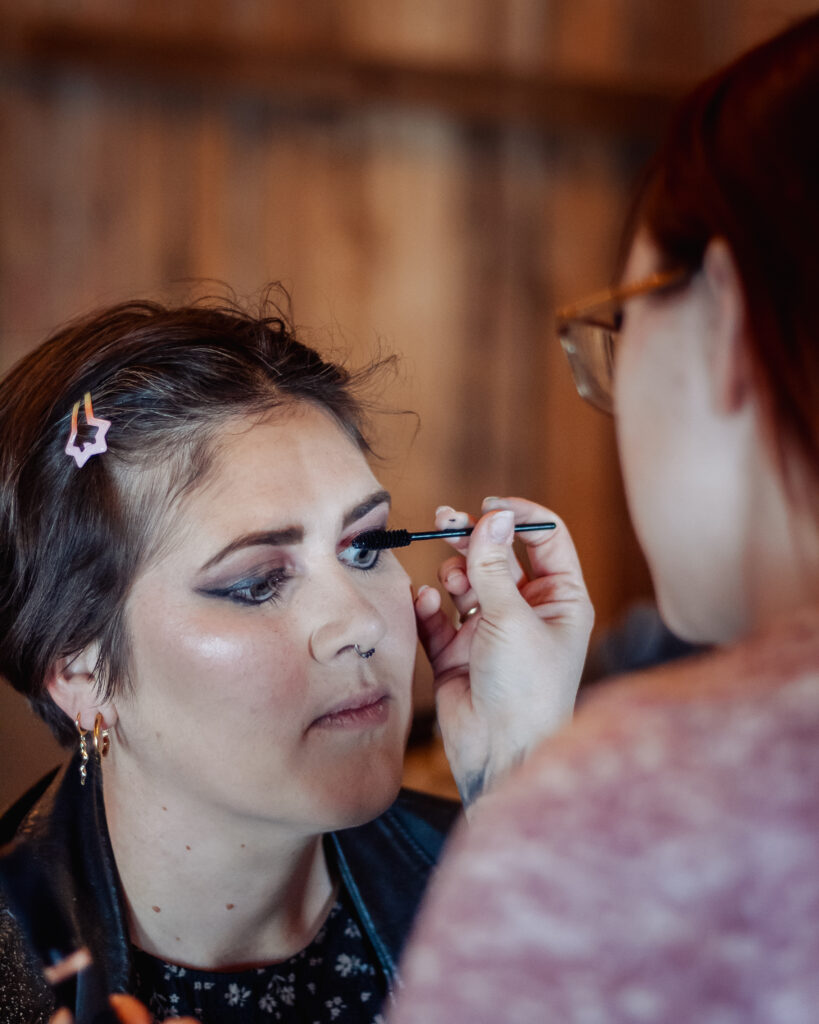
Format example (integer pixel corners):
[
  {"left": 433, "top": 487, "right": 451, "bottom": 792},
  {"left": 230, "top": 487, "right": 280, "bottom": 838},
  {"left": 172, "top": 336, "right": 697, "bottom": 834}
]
[{"left": 130, "top": 890, "right": 387, "bottom": 1023}]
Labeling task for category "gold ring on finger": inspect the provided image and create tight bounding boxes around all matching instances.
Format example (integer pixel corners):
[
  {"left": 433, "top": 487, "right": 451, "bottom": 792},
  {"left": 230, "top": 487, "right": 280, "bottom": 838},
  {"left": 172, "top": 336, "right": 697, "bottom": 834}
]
[{"left": 459, "top": 604, "right": 481, "bottom": 624}]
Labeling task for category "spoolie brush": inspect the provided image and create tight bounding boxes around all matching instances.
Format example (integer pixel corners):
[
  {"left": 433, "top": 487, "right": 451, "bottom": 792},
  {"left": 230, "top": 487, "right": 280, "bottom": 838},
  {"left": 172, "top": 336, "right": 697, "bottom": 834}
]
[{"left": 352, "top": 522, "right": 556, "bottom": 550}]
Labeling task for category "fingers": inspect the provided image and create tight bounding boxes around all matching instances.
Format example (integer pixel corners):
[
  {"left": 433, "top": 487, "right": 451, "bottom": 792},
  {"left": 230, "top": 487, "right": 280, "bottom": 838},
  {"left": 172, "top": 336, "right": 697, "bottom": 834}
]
[
  {"left": 51, "top": 996, "right": 153, "bottom": 1024},
  {"left": 414, "top": 584, "right": 457, "bottom": 663},
  {"left": 438, "top": 556, "right": 479, "bottom": 621},
  {"left": 110, "top": 994, "right": 152, "bottom": 1024},
  {"left": 434, "top": 505, "right": 474, "bottom": 555},
  {"left": 481, "top": 496, "right": 587, "bottom": 585},
  {"left": 109, "top": 995, "right": 197, "bottom": 1024},
  {"left": 436, "top": 504, "right": 527, "bottom": 589},
  {"left": 53, "top": 993, "right": 211, "bottom": 1024},
  {"left": 466, "top": 498, "right": 592, "bottom": 635},
  {"left": 425, "top": 496, "right": 590, "bottom": 633},
  {"left": 462, "top": 510, "right": 525, "bottom": 623}
]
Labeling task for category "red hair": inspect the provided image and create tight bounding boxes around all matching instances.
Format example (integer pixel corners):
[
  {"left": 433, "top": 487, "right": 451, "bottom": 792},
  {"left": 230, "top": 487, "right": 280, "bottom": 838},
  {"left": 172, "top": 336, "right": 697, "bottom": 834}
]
[{"left": 630, "top": 14, "right": 819, "bottom": 497}]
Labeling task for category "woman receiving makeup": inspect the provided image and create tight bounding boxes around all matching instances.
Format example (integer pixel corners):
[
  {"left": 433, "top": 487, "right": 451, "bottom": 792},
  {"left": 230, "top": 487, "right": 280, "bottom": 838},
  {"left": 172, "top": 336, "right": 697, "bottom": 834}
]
[{"left": 0, "top": 297, "right": 591, "bottom": 1023}]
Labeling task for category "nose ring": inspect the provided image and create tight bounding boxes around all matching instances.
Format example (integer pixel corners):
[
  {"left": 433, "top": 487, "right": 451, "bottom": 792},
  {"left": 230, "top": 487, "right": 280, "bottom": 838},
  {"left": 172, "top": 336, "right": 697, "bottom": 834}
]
[{"left": 354, "top": 644, "right": 376, "bottom": 659}]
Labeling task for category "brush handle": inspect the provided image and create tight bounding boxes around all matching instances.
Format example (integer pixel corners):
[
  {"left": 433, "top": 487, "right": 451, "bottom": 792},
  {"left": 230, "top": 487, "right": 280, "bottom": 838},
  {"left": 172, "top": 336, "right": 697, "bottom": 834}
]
[
  {"left": 413, "top": 522, "right": 555, "bottom": 541},
  {"left": 352, "top": 522, "right": 556, "bottom": 550}
]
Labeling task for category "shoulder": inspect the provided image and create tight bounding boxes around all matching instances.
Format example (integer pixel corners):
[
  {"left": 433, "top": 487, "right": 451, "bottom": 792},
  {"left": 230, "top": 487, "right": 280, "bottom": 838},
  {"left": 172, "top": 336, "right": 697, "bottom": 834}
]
[
  {"left": 330, "top": 789, "right": 460, "bottom": 980},
  {"left": 516, "top": 606, "right": 819, "bottom": 796},
  {"left": 0, "top": 765, "right": 63, "bottom": 847},
  {"left": 391, "top": 612, "right": 819, "bottom": 1023},
  {"left": 0, "top": 902, "right": 54, "bottom": 1024},
  {"left": 381, "top": 788, "right": 461, "bottom": 858},
  {"left": 471, "top": 611, "right": 819, "bottom": 862},
  {"left": 0, "top": 769, "right": 63, "bottom": 1024}
]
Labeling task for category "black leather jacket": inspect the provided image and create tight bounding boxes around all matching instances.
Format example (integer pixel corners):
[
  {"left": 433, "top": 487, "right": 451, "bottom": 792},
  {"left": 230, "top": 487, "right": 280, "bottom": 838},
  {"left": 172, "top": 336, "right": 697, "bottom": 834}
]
[{"left": 0, "top": 754, "right": 459, "bottom": 1023}]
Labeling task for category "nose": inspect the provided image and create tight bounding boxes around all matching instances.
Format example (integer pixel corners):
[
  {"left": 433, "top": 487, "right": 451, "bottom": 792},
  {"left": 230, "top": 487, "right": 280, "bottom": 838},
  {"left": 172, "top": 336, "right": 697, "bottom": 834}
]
[{"left": 309, "top": 568, "right": 388, "bottom": 665}]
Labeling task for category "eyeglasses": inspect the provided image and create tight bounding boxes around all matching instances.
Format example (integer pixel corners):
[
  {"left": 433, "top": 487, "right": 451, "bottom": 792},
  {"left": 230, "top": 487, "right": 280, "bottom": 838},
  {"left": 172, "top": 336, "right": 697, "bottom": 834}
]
[{"left": 556, "top": 269, "right": 690, "bottom": 414}]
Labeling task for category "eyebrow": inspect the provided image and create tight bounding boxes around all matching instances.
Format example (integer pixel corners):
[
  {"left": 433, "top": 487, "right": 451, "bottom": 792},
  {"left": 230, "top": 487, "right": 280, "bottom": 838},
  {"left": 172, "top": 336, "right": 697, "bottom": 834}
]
[
  {"left": 198, "top": 488, "right": 391, "bottom": 572},
  {"left": 342, "top": 489, "right": 391, "bottom": 530}
]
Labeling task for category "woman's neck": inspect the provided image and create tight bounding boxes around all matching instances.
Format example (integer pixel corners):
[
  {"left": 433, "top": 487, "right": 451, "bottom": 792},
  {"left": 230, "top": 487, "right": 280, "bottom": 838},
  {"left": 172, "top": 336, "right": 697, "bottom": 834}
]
[
  {"left": 742, "top": 462, "right": 819, "bottom": 636},
  {"left": 101, "top": 767, "right": 336, "bottom": 970}
]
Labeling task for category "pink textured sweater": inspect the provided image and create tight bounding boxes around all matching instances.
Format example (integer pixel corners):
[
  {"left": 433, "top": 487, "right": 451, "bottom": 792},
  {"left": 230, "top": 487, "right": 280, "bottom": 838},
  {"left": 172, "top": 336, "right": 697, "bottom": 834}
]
[{"left": 391, "top": 607, "right": 819, "bottom": 1024}]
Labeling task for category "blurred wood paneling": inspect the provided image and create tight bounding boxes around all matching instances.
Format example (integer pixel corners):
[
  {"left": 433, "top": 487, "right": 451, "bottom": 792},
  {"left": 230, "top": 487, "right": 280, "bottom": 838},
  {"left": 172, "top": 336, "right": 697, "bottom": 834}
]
[{"left": 0, "top": 0, "right": 816, "bottom": 807}]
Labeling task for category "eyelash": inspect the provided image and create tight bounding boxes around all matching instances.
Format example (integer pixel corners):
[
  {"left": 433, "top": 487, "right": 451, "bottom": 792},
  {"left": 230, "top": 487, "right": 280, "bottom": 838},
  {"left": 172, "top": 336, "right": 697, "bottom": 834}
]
[
  {"left": 338, "top": 544, "right": 381, "bottom": 572},
  {"left": 208, "top": 544, "right": 382, "bottom": 607},
  {"left": 208, "top": 568, "right": 292, "bottom": 606}
]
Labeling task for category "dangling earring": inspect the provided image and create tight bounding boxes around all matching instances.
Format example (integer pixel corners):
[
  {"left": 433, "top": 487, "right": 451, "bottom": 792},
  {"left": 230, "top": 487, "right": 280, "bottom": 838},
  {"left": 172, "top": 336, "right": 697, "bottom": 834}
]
[
  {"left": 76, "top": 714, "right": 89, "bottom": 786},
  {"left": 93, "top": 712, "right": 110, "bottom": 760}
]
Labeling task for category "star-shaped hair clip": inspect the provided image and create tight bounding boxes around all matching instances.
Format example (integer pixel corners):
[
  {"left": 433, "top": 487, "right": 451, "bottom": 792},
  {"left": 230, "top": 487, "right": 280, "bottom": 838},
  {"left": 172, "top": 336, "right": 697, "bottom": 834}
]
[{"left": 65, "top": 392, "right": 111, "bottom": 468}]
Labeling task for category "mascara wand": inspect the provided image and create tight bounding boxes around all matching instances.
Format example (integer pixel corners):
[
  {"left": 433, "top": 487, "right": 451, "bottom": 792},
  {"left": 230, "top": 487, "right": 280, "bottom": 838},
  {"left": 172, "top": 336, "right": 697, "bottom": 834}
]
[{"left": 352, "top": 521, "right": 556, "bottom": 550}]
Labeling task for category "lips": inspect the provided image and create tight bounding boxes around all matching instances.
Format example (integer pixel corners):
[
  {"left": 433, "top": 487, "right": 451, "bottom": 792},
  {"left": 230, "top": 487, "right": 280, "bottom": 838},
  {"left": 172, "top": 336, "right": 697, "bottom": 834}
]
[{"left": 310, "top": 690, "right": 391, "bottom": 729}]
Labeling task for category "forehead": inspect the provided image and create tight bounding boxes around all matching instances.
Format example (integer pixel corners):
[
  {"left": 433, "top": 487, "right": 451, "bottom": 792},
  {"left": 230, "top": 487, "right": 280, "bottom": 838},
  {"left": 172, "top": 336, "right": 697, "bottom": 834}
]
[{"left": 183, "top": 404, "right": 379, "bottom": 526}]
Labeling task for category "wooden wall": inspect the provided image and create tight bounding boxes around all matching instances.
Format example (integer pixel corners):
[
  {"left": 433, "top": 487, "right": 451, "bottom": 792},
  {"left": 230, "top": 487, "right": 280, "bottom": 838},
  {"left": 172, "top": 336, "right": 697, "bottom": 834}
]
[{"left": 0, "top": 0, "right": 815, "bottom": 806}]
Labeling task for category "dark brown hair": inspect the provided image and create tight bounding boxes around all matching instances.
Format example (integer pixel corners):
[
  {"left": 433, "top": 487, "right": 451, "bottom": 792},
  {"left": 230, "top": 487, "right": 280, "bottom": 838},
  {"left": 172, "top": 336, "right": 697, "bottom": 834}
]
[
  {"left": 628, "top": 13, "right": 819, "bottom": 492},
  {"left": 0, "top": 292, "right": 389, "bottom": 744}
]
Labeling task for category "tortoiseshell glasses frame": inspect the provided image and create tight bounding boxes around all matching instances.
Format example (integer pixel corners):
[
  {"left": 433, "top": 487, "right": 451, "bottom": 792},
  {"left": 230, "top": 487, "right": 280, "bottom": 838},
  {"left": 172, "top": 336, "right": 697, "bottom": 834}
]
[{"left": 556, "top": 269, "right": 690, "bottom": 414}]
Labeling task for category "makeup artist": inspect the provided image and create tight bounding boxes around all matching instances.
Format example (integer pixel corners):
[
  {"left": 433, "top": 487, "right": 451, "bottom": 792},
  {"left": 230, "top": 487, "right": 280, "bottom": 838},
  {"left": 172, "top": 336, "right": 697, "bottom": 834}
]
[
  {"left": 0, "top": 298, "right": 588, "bottom": 1023},
  {"left": 395, "top": 13, "right": 819, "bottom": 1022}
]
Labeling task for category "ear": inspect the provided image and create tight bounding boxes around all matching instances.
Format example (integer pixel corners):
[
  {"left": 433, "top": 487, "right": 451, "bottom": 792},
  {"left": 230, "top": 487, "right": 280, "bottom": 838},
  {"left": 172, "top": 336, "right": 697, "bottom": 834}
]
[
  {"left": 45, "top": 643, "right": 118, "bottom": 733},
  {"left": 702, "top": 238, "right": 753, "bottom": 414}
]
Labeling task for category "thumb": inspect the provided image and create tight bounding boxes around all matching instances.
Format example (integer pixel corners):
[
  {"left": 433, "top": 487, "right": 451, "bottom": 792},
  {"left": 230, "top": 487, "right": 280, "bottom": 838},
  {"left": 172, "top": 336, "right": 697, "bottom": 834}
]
[{"left": 465, "top": 510, "right": 523, "bottom": 620}]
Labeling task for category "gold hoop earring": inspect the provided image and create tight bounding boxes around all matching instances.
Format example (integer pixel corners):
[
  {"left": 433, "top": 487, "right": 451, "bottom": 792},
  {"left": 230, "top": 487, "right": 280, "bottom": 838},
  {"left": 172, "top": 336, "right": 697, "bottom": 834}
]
[
  {"left": 76, "top": 714, "right": 89, "bottom": 786},
  {"left": 93, "top": 712, "right": 110, "bottom": 759}
]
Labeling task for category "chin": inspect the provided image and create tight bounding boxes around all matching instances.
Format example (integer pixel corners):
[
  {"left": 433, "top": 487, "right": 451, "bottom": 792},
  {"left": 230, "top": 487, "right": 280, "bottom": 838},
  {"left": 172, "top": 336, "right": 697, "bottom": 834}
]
[
  {"left": 658, "top": 604, "right": 707, "bottom": 645},
  {"left": 303, "top": 701, "right": 413, "bottom": 832},
  {"left": 316, "top": 742, "right": 407, "bottom": 832},
  {"left": 656, "top": 587, "right": 744, "bottom": 647},
  {"left": 326, "top": 770, "right": 404, "bottom": 831}
]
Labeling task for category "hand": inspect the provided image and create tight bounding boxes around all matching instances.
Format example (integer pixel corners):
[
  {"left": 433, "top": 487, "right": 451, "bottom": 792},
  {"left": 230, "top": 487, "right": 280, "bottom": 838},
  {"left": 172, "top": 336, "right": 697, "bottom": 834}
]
[
  {"left": 51, "top": 993, "right": 198, "bottom": 1024},
  {"left": 415, "top": 497, "right": 593, "bottom": 811},
  {"left": 110, "top": 994, "right": 198, "bottom": 1024}
]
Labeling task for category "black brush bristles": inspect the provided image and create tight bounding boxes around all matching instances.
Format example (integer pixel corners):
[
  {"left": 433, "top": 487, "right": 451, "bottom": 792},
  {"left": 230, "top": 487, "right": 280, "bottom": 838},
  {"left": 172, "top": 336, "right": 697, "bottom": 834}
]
[
  {"left": 351, "top": 521, "right": 556, "bottom": 550},
  {"left": 353, "top": 528, "right": 412, "bottom": 550}
]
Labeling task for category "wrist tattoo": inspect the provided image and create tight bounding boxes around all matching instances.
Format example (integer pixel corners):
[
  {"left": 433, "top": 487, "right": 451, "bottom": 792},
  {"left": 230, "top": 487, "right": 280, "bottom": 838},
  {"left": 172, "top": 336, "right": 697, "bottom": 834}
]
[
  {"left": 457, "top": 750, "right": 527, "bottom": 809},
  {"left": 456, "top": 765, "right": 488, "bottom": 809}
]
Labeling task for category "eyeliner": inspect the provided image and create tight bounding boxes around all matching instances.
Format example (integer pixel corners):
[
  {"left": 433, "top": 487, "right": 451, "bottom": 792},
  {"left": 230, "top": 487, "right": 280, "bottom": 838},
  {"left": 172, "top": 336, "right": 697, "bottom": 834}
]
[{"left": 352, "top": 521, "right": 556, "bottom": 550}]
